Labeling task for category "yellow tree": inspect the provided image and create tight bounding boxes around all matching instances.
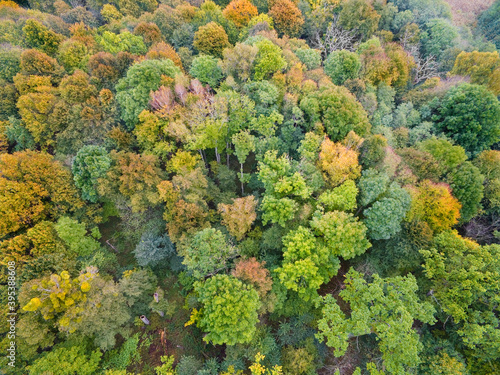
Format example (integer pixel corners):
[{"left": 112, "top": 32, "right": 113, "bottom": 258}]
[
  {"left": 451, "top": 51, "right": 500, "bottom": 95},
  {"left": 318, "top": 136, "right": 361, "bottom": 187},
  {"left": 0, "top": 151, "right": 84, "bottom": 239}
]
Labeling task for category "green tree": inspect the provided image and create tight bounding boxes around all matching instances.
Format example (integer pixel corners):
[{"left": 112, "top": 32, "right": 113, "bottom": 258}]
[
  {"left": 294, "top": 48, "right": 321, "bottom": 70},
  {"left": 418, "top": 137, "right": 467, "bottom": 174},
  {"left": 27, "top": 342, "right": 102, "bottom": 375},
  {"left": 421, "top": 231, "right": 500, "bottom": 362},
  {"left": 193, "top": 274, "right": 260, "bottom": 345},
  {"left": 446, "top": 161, "right": 484, "bottom": 222},
  {"left": 276, "top": 226, "right": 339, "bottom": 301},
  {"left": 57, "top": 39, "right": 89, "bottom": 74},
  {"left": 300, "top": 86, "right": 370, "bottom": 140},
  {"left": 318, "top": 179, "right": 358, "bottom": 212},
  {"left": 54, "top": 217, "right": 101, "bottom": 257},
  {"left": 316, "top": 269, "right": 435, "bottom": 374},
  {"left": 434, "top": 83, "right": 500, "bottom": 156},
  {"left": 473, "top": 150, "right": 500, "bottom": 214},
  {"left": 97, "top": 31, "right": 148, "bottom": 55},
  {"left": 190, "top": 54, "right": 223, "bottom": 88},
  {"left": 324, "top": 50, "right": 361, "bottom": 86},
  {"left": 339, "top": 0, "right": 380, "bottom": 41},
  {"left": 181, "top": 228, "right": 238, "bottom": 278},
  {"left": 133, "top": 232, "right": 175, "bottom": 268},
  {"left": 0, "top": 47, "right": 21, "bottom": 82},
  {"left": 115, "top": 59, "right": 181, "bottom": 129},
  {"left": 257, "top": 148, "right": 312, "bottom": 226},
  {"left": 421, "top": 18, "right": 458, "bottom": 58},
  {"left": 310, "top": 210, "right": 371, "bottom": 260},
  {"left": 478, "top": 0, "right": 500, "bottom": 49},
  {"left": 253, "top": 39, "right": 287, "bottom": 81},
  {"left": 232, "top": 130, "right": 255, "bottom": 194},
  {"left": 72, "top": 145, "right": 112, "bottom": 203},
  {"left": 363, "top": 182, "right": 412, "bottom": 241}
]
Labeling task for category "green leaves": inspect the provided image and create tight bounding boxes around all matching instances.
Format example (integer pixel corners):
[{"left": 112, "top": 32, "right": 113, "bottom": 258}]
[
  {"left": 316, "top": 269, "right": 435, "bottom": 374},
  {"left": 72, "top": 145, "right": 111, "bottom": 203},
  {"left": 276, "top": 226, "right": 334, "bottom": 300},
  {"left": 421, "top": 231, "right": 500, "bottom": 361},
  {"left": 310, "top": 211, "right": 371, "bottom": 260},
  {"left": 318, "top": 180, "right": 358, "bottom": 212},
  {"left": 435, "top": 83, "right": 500, "bottom": 156},
  {"left": 253, "top": 39, "right": 287, "bottom": 81},
  {"left": 181, "top": 228, "right": 238, "bottom": 278},
  {"left": 55, "top": 217, "right": 101, "bottom": 257},
  {"left": 116, "top": 59, "right": 181, "bottom": 129},
  {"left": 276, "top": 210, "right": 370, "bottom": 300},
  {"left": 194, "top": 274, "right": 260, "bottom": 345}
]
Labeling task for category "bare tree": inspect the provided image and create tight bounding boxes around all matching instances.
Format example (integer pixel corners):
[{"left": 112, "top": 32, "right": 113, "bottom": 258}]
[
  {"left": 401, "top": 28, "right": 440, "bottom": 85},
  {"left": 313, "top": 15, "right": 359, "bottom": 56},
  {"left": 412, "top": 53, "right": 440, "bottom": 84}
]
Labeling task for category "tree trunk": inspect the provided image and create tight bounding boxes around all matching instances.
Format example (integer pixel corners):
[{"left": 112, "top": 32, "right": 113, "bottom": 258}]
[
  {"left": 240, "top": 163, "right": 244, "bottom": 195},
  {"left": 215, "top": 146, "right": 220, "bottom": 164}
]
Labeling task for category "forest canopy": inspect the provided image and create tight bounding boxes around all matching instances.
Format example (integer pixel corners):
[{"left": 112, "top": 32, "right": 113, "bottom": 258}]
[{"left": 0, "top": 0, "right": 499, "bottom": 374}]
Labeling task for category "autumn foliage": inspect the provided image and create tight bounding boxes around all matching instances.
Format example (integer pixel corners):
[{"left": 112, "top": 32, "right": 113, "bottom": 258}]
[
  {"left": 268, "top": 0, "right": 304, "bottom": 37},
  {"left": 222, "top": 0, "right": 258, "bottom": 28}
]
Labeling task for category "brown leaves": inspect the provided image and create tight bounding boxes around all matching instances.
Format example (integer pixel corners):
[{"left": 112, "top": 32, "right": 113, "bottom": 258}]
[{"left": 218, "top": 196, "right": 258, "bottom": 240}]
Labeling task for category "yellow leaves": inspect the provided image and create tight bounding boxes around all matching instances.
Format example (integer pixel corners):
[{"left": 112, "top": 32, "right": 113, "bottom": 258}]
[
  {"left": 319, "top": 136, "right": 361, "bottom": 187},
  {"left": 451, "top": 51, "right": 500, "bottom": 95},
  {"left": 60, "top": 271, "right": 70, "bottom": 280},
  {"left": 184, "top": 308, "right": 201, "bottom": 327},
  {"left": 250, "top": 353, "right": 283, "bottom": 375},
  {"left": 80, "top": 281, "right": 91, "bottom": 292},
  {"left": 406, "top": 180, "right": 461, "bottom": 233},
  {"left": 50, "top": 274, "right": 61, "bottom": 284},
  {"left": 166, "top": 150, "right": 201, "bottom": 174},
  {"left": 122, "top": 269, "right": 134, "bottom": 279},
  {"left": 59, "top": 316, "right": 70, "bottom": 327},
  {"left": 23, "top": 297, "right": 42, "bottom": 312}
]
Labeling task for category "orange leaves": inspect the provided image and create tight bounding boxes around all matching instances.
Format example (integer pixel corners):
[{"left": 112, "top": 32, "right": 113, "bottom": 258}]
[
  {"left": 0, "top": 151, "right": 83, "bottom": 238},
  {"left": 268, "top": 0, "right": 304, "bottom": 37},
  {"left": 223, "top": 0, "right": 258, "bottom": 28},
  {"left": 232, "top": 257, "right": 272, "bottom": 296},
  {"left": 146, "top": 42, "right": 183, "bottom": 70}
]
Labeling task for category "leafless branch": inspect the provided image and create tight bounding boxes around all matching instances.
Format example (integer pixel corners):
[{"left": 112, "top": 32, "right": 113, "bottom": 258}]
[{"left": 313, "top": 15, "right": 358, "bottom": 56}]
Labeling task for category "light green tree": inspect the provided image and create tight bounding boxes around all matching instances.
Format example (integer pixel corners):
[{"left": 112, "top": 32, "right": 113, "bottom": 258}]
[
  {"left": 421, "top": 231, "right": 500, "bottom": 362},
  {"left": 181, "top": 228, "right": 238, "bottom": 278},
  {"left": 193, "top": 274, "right": 260, "bottom": 345},
  {"left": 316, "top": 269, "right": 435, "bottom": 374}
]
